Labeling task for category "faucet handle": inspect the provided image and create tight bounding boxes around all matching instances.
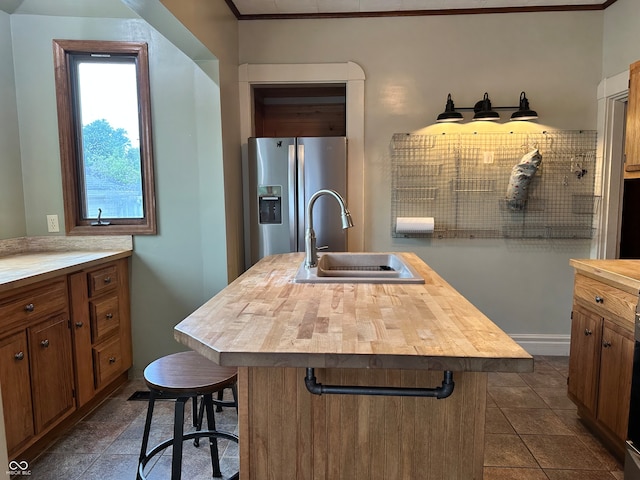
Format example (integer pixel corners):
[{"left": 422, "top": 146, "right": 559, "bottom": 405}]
[{"left": 317, "top": 245, "right": 329, "bottom": 251}]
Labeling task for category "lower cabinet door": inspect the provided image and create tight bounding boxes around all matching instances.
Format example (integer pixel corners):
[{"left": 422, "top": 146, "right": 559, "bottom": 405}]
[
  {"left": 568, "top": 304, "right": 602, "bottom": 414},
  {"left": 29, "top": 314, "right": 75, "bottom": 433},
  {"left": 597, "top": 321, "right": 634, "bottom": 441},
  {"left": 0, "top": 331, "right": 34, "bottom": 454}
]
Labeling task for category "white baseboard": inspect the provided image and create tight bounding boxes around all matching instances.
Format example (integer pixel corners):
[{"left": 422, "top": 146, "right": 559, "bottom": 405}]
[{"left": 509, "top": 334, "right": 571, "bottom": 356}]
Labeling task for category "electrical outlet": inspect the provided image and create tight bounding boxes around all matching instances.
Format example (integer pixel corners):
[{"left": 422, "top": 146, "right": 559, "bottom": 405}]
[{"left": 47, "top": 214, "right": 60, "bottom": 233}]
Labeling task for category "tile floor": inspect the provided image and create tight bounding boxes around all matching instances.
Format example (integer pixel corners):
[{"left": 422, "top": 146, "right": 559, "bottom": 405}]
[
  {"left": 484, "top": 356, "right": 623, "bottom": 480},
  {"left": 22, "top": 379, "right": 239, "bottom": 480},
  {"left": 21, "top": 356, "right": 624, "bottom": 479}
]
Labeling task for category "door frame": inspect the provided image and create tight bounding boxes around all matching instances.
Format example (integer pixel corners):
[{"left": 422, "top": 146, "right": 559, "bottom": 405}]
[
  {"left": 594, "top": 70, "right": 628, "bottom": 259},
  {"left": 239, "top": 62, "right": 365, "bottom": 266}
]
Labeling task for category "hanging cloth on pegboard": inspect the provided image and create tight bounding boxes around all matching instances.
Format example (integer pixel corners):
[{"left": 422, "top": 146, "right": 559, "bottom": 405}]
[{"left": 505, "top": 148, "right": 542, "bottom": 210}]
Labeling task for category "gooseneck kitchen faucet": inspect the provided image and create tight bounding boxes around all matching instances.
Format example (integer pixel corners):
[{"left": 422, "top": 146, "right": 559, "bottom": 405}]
[{"left": 304, "top": 189, "right": 354, "bottom": 268}]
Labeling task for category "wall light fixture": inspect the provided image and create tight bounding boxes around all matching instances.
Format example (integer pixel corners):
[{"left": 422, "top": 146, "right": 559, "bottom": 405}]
[
  {"left": 510, "top": 91, "right": 538, "bottom": 121},
  {"left": 436, "top": 94, "right": 464, "bottom": 122},
  {"left": 472, "top": 92, "right": 500, "bottom": 121},
  {"left": 436, "top": 91, "right": 538, "bottom": 123}
]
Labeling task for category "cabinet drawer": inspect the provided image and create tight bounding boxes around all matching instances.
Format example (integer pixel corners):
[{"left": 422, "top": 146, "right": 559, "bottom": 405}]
[
  {"left": 93, "top": 336, "right": 123, "bottom": 388},
  {"left": 88, "top": 265, "right": 118, "bottom": 298},
  {"left": 0, "top": 279, "right": 68, "bottom": 329},
  {"left": 90, "top": 295, "right": 120, "bottom": 343},
  {"left": 574, "top": 274, "right": 637, "bottom": 326}
]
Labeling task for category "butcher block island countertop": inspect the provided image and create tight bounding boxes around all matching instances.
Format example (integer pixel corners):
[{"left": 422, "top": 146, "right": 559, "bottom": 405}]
[
  {"left": 175, "top": 252, "right": 532, "bottom": 480},
  {"left": 174, "top": 252, "right": 532, "bottom": 372}
]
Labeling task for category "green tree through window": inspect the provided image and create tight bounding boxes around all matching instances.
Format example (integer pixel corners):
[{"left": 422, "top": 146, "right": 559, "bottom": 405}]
[{"left": 82, "top": 119, "right": 143, "bottom": 218}]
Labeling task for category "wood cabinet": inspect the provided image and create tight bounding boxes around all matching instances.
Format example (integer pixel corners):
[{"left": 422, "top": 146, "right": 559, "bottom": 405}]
[
  {"left": 0, "top": 255, "right": 132, "bottom": 461},
  {"left": 597, "top": 320, "right": 634, "bottom": 441},
  {"left": 567, "top": 304, "right": 601, "bottom": 414},
  {"left": 69, "top": 258, "right": 132, "bottom": 406},
  {"left": 0, "top": 278, "right": 74, "bottom": 456},
  {"left": 0, "top": 332, "right": 34, "bottom": 453},
  {"left": 568, "top": 273, "right": 636, "bottom": 459},
  {"left": 28, "top": 314, "right": 75, "bottom": 433},
  {"left": 625, "top": 60, "right": 640, "bottom": 179}
]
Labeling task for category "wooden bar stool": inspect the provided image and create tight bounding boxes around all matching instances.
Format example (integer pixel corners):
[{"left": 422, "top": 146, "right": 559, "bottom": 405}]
[{"left": 137, "top": 351, "right": 239, "bottom": 480}]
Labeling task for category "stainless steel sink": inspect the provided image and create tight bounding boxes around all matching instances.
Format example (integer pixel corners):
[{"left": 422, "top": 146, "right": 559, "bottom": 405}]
[{"left": 294, "top": 252, "right": 425, "bottom": 284}]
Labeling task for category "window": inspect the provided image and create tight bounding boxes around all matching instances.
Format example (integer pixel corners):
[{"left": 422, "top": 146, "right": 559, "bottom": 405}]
[{"left": 53, "top": 40, "right": 156, "bottom": 235}]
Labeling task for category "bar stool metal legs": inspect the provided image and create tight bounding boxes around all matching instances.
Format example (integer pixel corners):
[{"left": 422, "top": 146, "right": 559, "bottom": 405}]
[
  {"left": 137, "top": 390, "right": 239, "bottom": 480},
  {"left": 194, "top": 385, "right": 238, "bottom": 447},
  {"left": 136, "top": 351, "right": 239, "bottom": 480}
]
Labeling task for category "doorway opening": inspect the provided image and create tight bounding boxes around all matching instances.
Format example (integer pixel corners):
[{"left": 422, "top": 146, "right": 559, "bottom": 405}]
[
  {"left": 238, "top": 61, "right": 366, "bottom": 255},
  {"left": 620, "top": 177, "right": 640, "bottom": 258},
  {"left": 253, "top": 84, "right": 346, "bottom": 137},
  {"left": 596, "top": 72, "right": 628, "bottom": 259}
]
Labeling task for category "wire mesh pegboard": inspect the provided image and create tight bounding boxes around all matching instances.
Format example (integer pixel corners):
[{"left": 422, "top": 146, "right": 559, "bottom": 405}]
[{"left": 390, "top": 130, "right": 598, "bottom": 239}]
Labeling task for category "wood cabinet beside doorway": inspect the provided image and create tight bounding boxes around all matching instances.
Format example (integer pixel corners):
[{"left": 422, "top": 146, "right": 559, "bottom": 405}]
[
  {"left": 625, "top": 60, "right": 640, "bottom": 179},
  {"left": 568, "top": 260, "right": 639, "bottom": 460}
]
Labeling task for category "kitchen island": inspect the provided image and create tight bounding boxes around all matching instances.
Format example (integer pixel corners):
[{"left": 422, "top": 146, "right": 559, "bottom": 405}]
[{"left": 174, "top": 252, "right": 533, "bottom": 480}]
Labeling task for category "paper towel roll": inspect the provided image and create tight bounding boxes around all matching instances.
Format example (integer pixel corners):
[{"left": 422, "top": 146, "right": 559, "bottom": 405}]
[{"left": 395, "top": 217, "right": 435, "bottom": 234}]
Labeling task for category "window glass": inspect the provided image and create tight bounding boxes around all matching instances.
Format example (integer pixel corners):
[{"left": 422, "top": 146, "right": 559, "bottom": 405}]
[{"left": 75, "top": 58, "right": 143, "bottom": 219}]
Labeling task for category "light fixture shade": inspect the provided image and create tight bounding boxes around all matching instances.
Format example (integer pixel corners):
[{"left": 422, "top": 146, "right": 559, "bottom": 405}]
[
  {"left": 510, "top": 91, "right": 538, "bottom": 121},
  {"left": 436, "top": 93, "right": 464, "bottom": 122},
  {"left": 473, "top": 92, "right": 500, "bottom": 121}
]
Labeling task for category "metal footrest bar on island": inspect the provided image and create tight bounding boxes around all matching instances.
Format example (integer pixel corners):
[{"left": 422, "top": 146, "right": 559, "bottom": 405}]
[{"left": 304, "top": 368, "right": 455, "bottom": 398}]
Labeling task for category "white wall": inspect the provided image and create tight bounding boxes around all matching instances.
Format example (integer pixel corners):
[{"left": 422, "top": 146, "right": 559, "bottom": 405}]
[
  {"left": 603, "top": 0, "right": 640, "bottom": 78},
  {"left": 239, "top": 11, "right": 604, "bottom": 352},
  {"left": 158, "top": 0, "right": 244, "bottom": 281},
  {"left": 0, "top": 11, "right": 26, "bottom": 239}
]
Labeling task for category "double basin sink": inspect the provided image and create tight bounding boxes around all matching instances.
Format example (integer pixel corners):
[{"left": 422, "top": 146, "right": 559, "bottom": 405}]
[{"left": 294, "top": 252, "right": 425, "bottom": 284}]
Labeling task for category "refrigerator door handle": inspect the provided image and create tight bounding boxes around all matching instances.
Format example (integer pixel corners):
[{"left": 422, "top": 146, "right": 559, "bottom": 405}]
[
  {"left": 288, "top": 144, "right": 297, "bottom": 252},
  {"left": 297, "top": 142, "right": 306, "bottom": 251}
]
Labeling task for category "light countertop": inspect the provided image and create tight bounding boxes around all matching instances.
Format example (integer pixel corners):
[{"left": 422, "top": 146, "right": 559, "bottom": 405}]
[
  {"left": 174, "top": 252, "right": 533, "bottom": 373},
  {"left": 0, "top": 236, "right": 132, "bottom": 293},
  {"left": 570, "top": 258, "right": 640, "bottom": 295}
]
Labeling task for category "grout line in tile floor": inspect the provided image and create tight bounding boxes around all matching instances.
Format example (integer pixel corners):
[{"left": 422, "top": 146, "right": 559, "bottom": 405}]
[{"left": 21, "top": 356, "right": 624, "bottom": 480}]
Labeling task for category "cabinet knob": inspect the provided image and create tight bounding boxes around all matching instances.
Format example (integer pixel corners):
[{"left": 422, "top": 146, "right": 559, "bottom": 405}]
[
  {"left": 603, "top": 340, "right": 612, "bottom": 348},
  {"left": 108, "top": 356, "right": 116, "bottom": 364},
  {"left": 40, "top": 339, "right": 50, "bottom": 348},
  {"left": 75, "top": 321, "right": 84, "bottom": 328},
  {"left": 105, "top": 313, "right": 113, "bottom": 320},
  {"left": 24, "top": 303, "right": 34, "bottom": 312},
  {"left": 104, "top": 276, "right": 112, "bottom": 284},
  {"left": 584, "top": 328, "right": 593, "bottom": 336},
  {"left": 595, "top": 296, "right": 604, "bottom": 304},
  {"left": 14, "top": 351, "right": 24, "bottom": 360}
]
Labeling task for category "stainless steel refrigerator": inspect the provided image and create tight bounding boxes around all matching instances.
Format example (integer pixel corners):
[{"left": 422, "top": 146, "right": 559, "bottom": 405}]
[{"left": 245, "top": 136, "right": 348, "bottom": 266}]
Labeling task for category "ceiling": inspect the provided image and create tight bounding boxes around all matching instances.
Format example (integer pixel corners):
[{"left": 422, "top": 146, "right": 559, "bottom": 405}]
[
  {"left": 0, "top": 0, "right": 617, "bottom": 20},
  {"left": 226, "top": 0, "right": 617, "bottom": 19}
]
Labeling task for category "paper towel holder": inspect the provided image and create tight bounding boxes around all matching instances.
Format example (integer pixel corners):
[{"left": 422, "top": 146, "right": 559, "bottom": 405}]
[{"left": 394, "top": 216, "right": 435, "bottom": 237}]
